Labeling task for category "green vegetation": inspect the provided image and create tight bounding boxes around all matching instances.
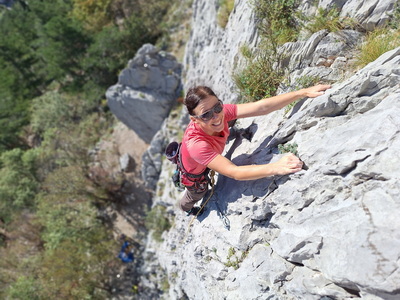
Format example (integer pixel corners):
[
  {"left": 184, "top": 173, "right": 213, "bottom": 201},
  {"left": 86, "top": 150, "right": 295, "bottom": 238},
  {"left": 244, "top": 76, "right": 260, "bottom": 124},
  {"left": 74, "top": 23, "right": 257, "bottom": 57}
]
[
  {"left": 71, "top": 0, "right": 114, "bottom": 32},
  {"left": 217, "top": 0, "right": 235, "bottom": 28},
  {"left": 253, "top": 0, "right": 300, "bottom": 46},
  {"left": 233, "top": 2, "right": 354, "bottom": 104},
  {"left": 203, "top": 246, "right": 248, "bottom": 270},
  {"left": 233, "top": 0, "right": 399, "bottom": 104},
  {"left": 0, "top": 0, "right": 185, "bottom": 297},
  {"left": 355, "top": 27, "right": 400, "bottom": 68},
  {"left": 278, "top": 142, "right": 298, "bottom": 156},
  {"left": 0, "top": 148, "right": 39, "bottom": 223},
  {"left": 234, "top": 0, "right": 300, "bottom": 102},
  {"left": 224, "top": 247, "right": 248, "bottom": 270},
  {"left": 389, "top": 0, "right": 400, "bottom": 30},
  {"left": 145, "top": 205, "right": 172, "bottom": 242},
  {"left": 233, "top": 47, "right": 284, "bottom": 102},
  {"left": 304, "top": 7, "right": 357, "bottom": 34}
]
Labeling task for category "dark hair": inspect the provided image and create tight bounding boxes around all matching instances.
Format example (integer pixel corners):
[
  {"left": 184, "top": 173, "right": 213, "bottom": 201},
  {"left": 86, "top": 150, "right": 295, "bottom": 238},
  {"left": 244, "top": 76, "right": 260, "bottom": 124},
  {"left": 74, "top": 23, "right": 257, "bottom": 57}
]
[{"left": 184, "top": 86, "right": 217, "bottom": 115}]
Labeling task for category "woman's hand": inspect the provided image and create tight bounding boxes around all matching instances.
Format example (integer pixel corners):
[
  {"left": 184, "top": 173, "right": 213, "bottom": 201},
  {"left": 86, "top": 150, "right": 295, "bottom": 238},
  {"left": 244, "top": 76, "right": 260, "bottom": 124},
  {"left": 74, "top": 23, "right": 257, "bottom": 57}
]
[
  {"left": 302, "top": 84, "right": 331, "bottom": 98},
  {"left": 273, "top": 153, "right": 303, "bottom": 175}
]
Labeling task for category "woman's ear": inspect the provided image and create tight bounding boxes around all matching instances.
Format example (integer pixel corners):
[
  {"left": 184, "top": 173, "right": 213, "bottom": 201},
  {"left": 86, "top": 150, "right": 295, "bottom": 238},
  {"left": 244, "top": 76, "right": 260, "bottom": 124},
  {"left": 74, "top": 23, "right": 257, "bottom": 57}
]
[{"left": 190, "top": 115, "right": 199, "bottom": 124}]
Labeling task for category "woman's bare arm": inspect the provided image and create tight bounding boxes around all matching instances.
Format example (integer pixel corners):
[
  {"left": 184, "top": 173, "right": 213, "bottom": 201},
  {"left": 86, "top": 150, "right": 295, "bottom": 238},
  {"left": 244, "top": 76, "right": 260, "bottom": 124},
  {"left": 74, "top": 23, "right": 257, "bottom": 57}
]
[
  {"left": 236, "top": 84, "right": 331, "bottom": 119},
  {"left": 207, "top": 153, "right": 303, "bottom": 181}
]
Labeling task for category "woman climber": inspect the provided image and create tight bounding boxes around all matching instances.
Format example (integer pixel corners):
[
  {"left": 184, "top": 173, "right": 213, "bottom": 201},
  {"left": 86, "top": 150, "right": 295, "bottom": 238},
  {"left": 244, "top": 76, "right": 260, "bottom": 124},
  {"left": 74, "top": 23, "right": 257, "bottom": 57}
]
[{"left": 174, "top": 84, "right": 330, "bottom": 216}]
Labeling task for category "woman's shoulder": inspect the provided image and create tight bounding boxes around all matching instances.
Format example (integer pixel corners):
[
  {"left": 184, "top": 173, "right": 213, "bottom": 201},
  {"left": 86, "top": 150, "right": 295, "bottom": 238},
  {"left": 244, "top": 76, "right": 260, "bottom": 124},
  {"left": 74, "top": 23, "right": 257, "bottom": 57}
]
[{"left": 224, "top": 103, "right": 238, "bottom": 120}]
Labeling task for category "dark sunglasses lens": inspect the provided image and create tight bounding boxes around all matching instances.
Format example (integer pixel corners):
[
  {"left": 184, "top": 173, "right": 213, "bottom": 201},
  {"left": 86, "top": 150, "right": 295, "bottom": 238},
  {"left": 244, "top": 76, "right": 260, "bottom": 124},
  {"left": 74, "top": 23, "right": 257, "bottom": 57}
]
[
  {"left": 200, "top": 101, "right": 223, "bottom": 121},
  {"left": 214, "top": 102, "right": 223, "bottom": 113},
  {"left": 200, "top": 110, "right": 214, "bottom": 121}
]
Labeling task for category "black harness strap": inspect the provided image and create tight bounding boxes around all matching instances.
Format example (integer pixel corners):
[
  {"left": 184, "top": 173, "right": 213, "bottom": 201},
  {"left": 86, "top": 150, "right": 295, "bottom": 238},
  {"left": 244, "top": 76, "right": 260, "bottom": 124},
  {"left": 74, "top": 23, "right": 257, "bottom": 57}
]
[{"left": 177, "top": 143, "right": 209, "bottom": 182}]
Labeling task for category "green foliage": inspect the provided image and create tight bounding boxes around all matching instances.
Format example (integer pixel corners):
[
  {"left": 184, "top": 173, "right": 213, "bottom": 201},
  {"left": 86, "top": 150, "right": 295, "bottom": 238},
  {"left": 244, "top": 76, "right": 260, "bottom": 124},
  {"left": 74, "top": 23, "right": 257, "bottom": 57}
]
[
  {"left": 38, "top": 237, "right": 113, "bottom": 298},
  {"left": 224, "top": 247, "right": 248, "bottom": 270},
  {"left": 0, "top": 149, "right": 39, "bottom": 223},
  {"left": 234, "top": 0, "right": 301, "bottom": 102},
  {"left": 36, "top": 188, "right": 110, "bottom": 250},
  {"left": 217, "top": 0, "right": 235, "bottom": 28},
  {"left": 0, "top": 0, "right": 172, "bottom": 149},
  {"left": 0, "top": 0, "right": 91, "bottom": 149},
  {"left": 389, "top": 0, "right": 400, "bottom": 30},
  {"left": 355, "top": 27, "right": 400, "bottom": 68},
  {"left": 145, "top": 205, "right": 172, "bottom": 242},
  {"left": 34, "top": 165, "right": 114, "bottom": 297},
  {"left": 233, "top": 48, "right": 284, "bottom": 102},
  {"left": 33, "top": 4, "right": 90, "bottom": 84},
  {"left": 304, "top": 7, "right": 357, "bottom": 34},
  {"left": 0, "top": 0, "right": 90, "bottom": 94},
  {"left": 6, "top": 276, "right": 40, "bottom": 300},
  {"left": 0, "top": 96, "right": 30, "bottom": 153},
  {"left": 0, "top": 0, "right": 181, "bottom": 297},
  {"left": 81, "top": 13, "right": 156, "bottom": 91},
  {"left": 160, "top": 277, "right": 170, "bottom": 292},
  {"left": 30, "top": 91, "right": 99, "bottom": 135},
  {"left": 278, "top": 142, "right": 298, "bottom": 155},
  {"left": 71, "top": 0, "right": 114, "bottom": 32},
  {"left": 253, "top": 0, "right": 300, "bottom": 46},
  {"left": 31, "top": 92, "right": 74, "bottom": 134},
  {"left": 0, "top": 3, "right": 42, "bottom": 99},
  {"left": 291, "top": 75, "right": 321, "bottom": 90}
]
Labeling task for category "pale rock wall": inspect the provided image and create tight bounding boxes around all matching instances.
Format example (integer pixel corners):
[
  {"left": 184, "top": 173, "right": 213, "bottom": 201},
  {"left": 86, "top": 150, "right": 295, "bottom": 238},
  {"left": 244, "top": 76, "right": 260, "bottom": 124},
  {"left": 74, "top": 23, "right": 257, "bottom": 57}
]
[{"left": 140, "top": 0, "right": 400, "bottom": 299}]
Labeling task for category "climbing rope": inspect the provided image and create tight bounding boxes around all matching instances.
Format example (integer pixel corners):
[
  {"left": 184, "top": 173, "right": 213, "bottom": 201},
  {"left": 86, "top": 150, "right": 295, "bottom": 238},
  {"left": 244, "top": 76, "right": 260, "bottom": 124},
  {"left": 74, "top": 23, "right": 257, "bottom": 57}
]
[{"left": 184, "top": 170, "right": 216, "bottom": 241}]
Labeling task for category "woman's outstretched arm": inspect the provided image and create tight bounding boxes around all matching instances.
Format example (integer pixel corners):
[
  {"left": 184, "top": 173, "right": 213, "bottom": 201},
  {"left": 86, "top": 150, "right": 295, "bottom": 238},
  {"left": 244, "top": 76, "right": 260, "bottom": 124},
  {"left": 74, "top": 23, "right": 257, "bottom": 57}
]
[
  {"left": 207, "top": 153, "right": 303, "bottom": 181},
  {"left": 236, "top": 84, "right": 331, "bottom": 119}
]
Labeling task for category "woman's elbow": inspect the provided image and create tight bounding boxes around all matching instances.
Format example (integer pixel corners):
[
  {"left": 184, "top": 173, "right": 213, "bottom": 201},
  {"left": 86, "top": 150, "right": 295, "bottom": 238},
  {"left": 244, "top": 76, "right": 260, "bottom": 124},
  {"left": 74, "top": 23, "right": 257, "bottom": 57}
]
[
  {"left": 218, "top": 167, "right": 243, "bottom": 181},
  {"left": 230, "top": 172, "right": 248, "bottom": 181}
]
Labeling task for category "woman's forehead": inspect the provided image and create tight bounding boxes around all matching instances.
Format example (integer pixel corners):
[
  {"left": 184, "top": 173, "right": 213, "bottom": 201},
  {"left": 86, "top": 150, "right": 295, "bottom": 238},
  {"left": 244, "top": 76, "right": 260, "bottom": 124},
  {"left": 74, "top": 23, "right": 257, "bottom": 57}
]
[{"left": 195, "top": 96, "right": 219, "bottom": 113}]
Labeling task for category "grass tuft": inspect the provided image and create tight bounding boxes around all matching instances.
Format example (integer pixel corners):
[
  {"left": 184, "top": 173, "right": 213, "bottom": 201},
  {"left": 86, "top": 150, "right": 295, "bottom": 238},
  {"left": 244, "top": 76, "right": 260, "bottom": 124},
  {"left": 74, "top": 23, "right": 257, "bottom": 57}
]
[
  {"left": 304, "top": 7, "right": 357, "bottom": 34},
  {"left": 145, "top": 205, "right": 172, "bottom": 242},
  {"left": 217, "top": 0, "right": 235, "bottom": 28},
  {"left": 355, "top": 27, "right": 400, "bottom": 68}
]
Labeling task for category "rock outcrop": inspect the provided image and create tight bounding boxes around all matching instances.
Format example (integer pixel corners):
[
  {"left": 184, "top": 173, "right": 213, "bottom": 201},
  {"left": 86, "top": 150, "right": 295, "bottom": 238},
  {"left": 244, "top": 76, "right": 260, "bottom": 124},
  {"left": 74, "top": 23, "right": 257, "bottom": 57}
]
[
  {"left": 106, "top": 44, "right": 182, "bottom": 143},
  {"left": 148, "top": 45, "right": 400, "bottom": 300},
  {"left": 135, "top": 0, "right": 400, "bottom": 299},
  {"left": 106, "top": 0, "right": 400, "bottom": 299}
]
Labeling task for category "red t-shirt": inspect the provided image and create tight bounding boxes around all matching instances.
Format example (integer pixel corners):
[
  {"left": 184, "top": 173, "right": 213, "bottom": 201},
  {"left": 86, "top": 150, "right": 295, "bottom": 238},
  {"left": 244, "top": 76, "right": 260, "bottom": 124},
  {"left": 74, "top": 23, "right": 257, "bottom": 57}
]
[{"left": 180, "top": 104, "right": 237, "bottom": 185}]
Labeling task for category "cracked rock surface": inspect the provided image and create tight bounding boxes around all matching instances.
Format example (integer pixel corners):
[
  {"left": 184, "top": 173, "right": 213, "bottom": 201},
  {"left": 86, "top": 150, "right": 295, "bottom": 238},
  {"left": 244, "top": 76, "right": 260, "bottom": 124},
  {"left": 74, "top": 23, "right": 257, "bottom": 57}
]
[
  {"left": 113, "top": 0, "right": 400, "bottom": 299},
  {"left": 148, "top": 47, "right": 400, "bottom": 300}
]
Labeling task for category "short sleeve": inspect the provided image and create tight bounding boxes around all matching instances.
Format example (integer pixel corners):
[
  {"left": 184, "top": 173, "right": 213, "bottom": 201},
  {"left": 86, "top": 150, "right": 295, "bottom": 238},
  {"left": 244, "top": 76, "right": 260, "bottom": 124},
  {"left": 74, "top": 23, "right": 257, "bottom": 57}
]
[
  {"left": 188, "top": 140, "right": 219, "bottom": 166},
  {"left": 224, "top": 104, "right": 237, "bottom": 122}
]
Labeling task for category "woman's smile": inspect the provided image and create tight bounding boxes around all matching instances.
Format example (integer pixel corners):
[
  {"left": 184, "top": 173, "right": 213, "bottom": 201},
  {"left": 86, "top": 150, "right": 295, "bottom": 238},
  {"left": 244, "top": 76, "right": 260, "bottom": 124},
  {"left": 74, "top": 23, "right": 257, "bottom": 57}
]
[{"left": 191, "top": 96, "right": 225, "bottom": 135}]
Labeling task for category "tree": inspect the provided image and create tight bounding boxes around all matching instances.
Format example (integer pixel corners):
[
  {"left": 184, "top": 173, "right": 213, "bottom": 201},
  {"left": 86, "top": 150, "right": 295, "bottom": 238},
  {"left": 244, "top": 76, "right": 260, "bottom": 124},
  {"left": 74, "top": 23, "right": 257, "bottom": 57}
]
[
  {"left": 71, "top": 0, "right": 114, "bottom": 32},
  {"left": 0, "top": 148, "right": 39, "bottom": 223}
]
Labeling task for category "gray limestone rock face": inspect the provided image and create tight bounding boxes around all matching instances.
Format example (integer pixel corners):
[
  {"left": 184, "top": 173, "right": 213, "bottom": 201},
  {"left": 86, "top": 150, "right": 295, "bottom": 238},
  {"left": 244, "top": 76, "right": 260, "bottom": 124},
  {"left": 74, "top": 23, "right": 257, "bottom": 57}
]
[
  {"left": 149, "top": 46, "right": 400, "bottom": 300},
  {"left": 130, "top": 0, "right": 400, "bottom": 299},
  {"left": 303, "top": 0, "right": 397, "bottom": 31},
  {"left": 106, "top": 44, "right": 182, "bottom": 143}
]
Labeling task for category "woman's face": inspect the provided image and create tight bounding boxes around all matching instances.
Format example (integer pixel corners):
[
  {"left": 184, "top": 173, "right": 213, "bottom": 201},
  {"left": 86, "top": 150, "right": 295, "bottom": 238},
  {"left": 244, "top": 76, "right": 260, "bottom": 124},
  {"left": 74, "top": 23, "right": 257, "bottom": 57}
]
[{"left": 190, "top": 96, "right": 225, "bottom": 136}]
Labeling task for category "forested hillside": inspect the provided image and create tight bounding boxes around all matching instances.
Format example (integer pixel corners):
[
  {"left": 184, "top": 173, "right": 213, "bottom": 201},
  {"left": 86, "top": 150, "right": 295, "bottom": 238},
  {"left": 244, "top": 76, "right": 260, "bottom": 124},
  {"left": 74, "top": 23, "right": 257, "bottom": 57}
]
[
  {"left": 2, "top": 0, "right": 400, "bottom": 298},
  {"left": 0, "top": 0, "right": 189, "bottom": 298}
]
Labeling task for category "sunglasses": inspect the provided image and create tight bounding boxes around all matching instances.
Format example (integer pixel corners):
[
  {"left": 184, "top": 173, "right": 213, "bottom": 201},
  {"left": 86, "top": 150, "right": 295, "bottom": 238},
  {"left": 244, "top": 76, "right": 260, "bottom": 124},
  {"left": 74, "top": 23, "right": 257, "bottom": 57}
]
[{"left": 193, "top": 100, "right": 224, "bottom": 122}]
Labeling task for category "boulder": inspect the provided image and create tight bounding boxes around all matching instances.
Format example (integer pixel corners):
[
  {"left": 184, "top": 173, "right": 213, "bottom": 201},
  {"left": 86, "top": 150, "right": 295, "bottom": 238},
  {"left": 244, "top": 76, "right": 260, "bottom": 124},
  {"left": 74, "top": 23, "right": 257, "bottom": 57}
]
[{"left": 106, "top": 44, "right": 182, "bottom": 143}]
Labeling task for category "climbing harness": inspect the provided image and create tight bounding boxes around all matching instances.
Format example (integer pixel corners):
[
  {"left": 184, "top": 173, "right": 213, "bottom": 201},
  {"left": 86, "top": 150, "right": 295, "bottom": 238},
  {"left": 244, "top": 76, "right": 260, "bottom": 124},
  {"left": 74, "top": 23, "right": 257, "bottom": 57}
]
[
  {"left": 166, "top": 142, "right": 230, "bottom": 243},
  {"left": 165, "top": 141, "right": 210, "bottom": 192},
  {"left": 185, "top": 170, "right": 216, "bottom": 236}
]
